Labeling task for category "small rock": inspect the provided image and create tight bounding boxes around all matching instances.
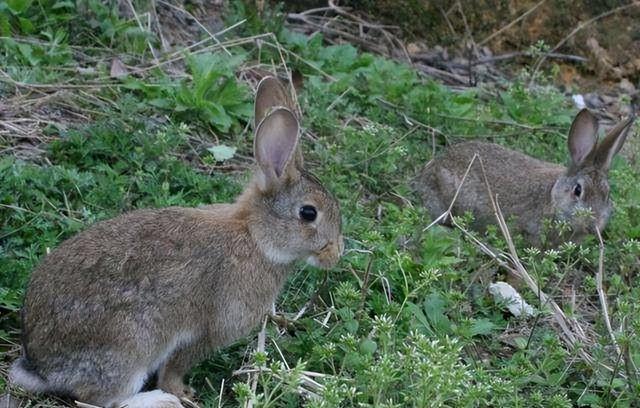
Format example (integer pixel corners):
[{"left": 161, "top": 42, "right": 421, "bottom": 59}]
[
  {"left": 572, "top": 94, "right": 586, "bottom": 109},
  {"left": 583, "top": 93, "right": 605, "bottom": 110},
  {"left": 489, "top": 281, "right": 535, "bottom": 317},
  {"left": 110, "top": 58, "right": 129, "bottom": 79},
  {"left": 618, "top": 78, "right": 636, "bottom": 94},
  {"left": 481, "top": 46, "right": 493, "bottom": 58},
  {"left": 406, "top": 42, "right": 421, "bottom": 55}
]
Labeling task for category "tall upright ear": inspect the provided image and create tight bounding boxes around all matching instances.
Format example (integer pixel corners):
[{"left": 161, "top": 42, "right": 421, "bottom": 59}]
[
  {"left": 568, "top": 109, "right": 599, "bottom": 166},
  {"left": 254, "top": 76, "right": 293, "bottom": 127},
  {"left": 594, "top": 114, "right": 636, "bottom": 169},
  {"left": 254, "top": 108, "right": 300, "bottom": 192}
]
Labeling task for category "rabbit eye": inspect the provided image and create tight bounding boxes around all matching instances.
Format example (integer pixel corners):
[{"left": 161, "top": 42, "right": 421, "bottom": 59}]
[
  {"left": 573, "top": 183, "right": 582, "bottom": 198},
  {"left": 299, "top": 205, "right": 317, "bottom": 222}
]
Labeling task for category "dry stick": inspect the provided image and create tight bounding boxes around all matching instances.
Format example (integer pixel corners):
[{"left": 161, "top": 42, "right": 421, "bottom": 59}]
[
  {"left": 75, "top": 402, "right": 101, "bottom": 408},
  {"left": 157, "top": 0, "right": 232, "bottom": 56},
  {"left": 163, "top": 18, "right": 247, "bottom": 61},
  {"left": 286, "top": 14, "right": 388, "bottom": 55},
  {"left": 327, "top": 0, "right": 397, "bottom": 30},
  {"left": 244, "top": 315, "right": 268, "bottom": 408},
  {"left": 2, "top": 29, "right": 253, "bottom": 90},
  {"left": 0, "top": 68, "right": 118, "bottom": 89},
  {"left": 422, "top": 153, "right": 480, "bottom": 232},
  {"left": 217, "top": 378, "right": 225, "bottom": 408},
  {"left": 529, "top": 1, "right": 640, "bottom": 86},
  {"left": 260, "top": 39, "right": 336, "bottom": 81},
  {"left": 594, "top": 226, "right": 622, "bottom": 356},
  {"left": 349, "top": 126, "right": 418, "bottom": 168},
  {"left": 479, "top": 0, "right": 546, "bottom": 46},
  {"left": 149, "top": 0, "right": 169, "bottom": 52},
  {"left": 437, "top": 4, "right": 457, "bottom": 37},
  {"left": 414, "top": 62, "right": 469, "bottom": 85},
  {"left": 373, "top": 96, "right": 448, "bottom": 140},
  {"left": 326, "top": 0, "right": 409, "bottom": 62},
  {"left": 455, "top": 0, "right": 479, "bottom": 85},
  {"left": 413, "top": 51, "right": 588, "bottom": 67},
  {"left": 124, "top": 0, "right": 158, "bottom": 61},
  {"left": 293, "top": 271, "right": 329, "bottom": 321}
]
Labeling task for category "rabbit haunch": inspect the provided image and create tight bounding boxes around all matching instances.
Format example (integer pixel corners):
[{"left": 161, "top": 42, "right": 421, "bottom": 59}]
[
  {"left": 413, "top": 109, "right": 635, "bottom": 245},
  {"left": 10, "top": 76, "right": 343, "bottom": 408}
]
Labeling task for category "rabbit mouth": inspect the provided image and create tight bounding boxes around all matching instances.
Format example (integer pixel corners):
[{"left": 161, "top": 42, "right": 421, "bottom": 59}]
[{"left": 306, "top": 239, "right": 343, "bottom": 269}]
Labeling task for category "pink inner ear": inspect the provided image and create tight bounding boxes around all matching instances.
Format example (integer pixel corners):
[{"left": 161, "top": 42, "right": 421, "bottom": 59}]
[
  {"left": 571, "top": 138, "right": 595, "bottom": 164},
  {"left": 263, "top": 142, "right": 289, "bottom": 177},
  {"left": 255, "top": 108, "right": 299, "bottom": 180},
  {"left": 568, "top": 110, "right": 598, "bottom": 165}
]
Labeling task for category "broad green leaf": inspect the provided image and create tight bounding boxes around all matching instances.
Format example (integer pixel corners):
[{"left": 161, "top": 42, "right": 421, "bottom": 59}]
[
  {"left": 469, "top": 318, "right": 496, "bottom": 337},
  {"left": 207, "top": 145, "right": 236, "bottom": 162},
  {"left": 359, "top": 339, "right": 377, "bottom": 355},
  {"left": 7, "top": 0, "right": 32, "bottom": 14}
]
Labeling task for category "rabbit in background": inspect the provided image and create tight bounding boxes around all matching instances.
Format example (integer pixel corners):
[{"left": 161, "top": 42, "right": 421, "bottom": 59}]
[
  {"left": 412, "top": 109, "right": 636, "bottom": 246},
  {"left": 9, "top": 76, "right": 343, "bottom": 408}
]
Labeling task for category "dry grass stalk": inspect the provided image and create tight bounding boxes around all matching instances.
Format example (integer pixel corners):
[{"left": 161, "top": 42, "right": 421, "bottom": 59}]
[
  {"left": 594, "top": 226, "right": 621, "bottom": 356},
  {"left": 242, "top": 315, "right": 267, "bottom": 408}
]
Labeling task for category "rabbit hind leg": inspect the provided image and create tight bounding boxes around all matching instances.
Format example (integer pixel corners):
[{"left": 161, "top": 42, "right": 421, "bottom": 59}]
[{"left": 156, "top": 341, "right": 206, "bottom": 400}]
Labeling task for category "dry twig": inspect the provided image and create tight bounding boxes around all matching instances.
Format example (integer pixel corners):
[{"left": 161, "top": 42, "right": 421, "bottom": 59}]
[
  {"left": 594, "top": 226, "right": 621, "bottom": 356},
  {"left": 479, "top": 0, "right": 547, "bottom": 46}
]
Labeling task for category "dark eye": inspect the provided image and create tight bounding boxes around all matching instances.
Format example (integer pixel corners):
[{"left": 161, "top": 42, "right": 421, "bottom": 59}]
[
  {"left": 573, "top": 183, "right": 582, "bottom": 198},
  {"left": 299, "top": 205, "right": 317, "bottom": 222}
]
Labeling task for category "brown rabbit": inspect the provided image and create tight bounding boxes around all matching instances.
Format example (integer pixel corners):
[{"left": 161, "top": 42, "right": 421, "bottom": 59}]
[
  {"left": 9, "top": 76, "right": 343, "bottom": 408},
  {"left": 412, "top": 109, "right": 635, "bottom": 245}
]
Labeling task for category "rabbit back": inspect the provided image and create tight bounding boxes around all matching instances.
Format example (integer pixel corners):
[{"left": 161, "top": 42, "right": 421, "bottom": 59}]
[{"left": 414, "top": 141, "right": 564, "bottom": 240}]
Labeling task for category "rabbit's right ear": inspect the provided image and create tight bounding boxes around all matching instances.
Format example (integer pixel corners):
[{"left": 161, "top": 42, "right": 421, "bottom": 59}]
[
  {"left": 254, "top": 108, "right": 300, "bottom": 192},
  {"left": 255, "top": 76, "right": 293, "bottom": 127},
  {"left": 592, "top": 115, "right": 635, "bottom": 170},
  {"left": 568, "top": 109, "right": 599, "bottom": 166}
]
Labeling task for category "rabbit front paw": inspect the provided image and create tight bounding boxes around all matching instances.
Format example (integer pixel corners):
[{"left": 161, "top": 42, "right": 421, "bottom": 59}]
[{"left": 159, "top": 380, "right": 196, "bottom": 400}]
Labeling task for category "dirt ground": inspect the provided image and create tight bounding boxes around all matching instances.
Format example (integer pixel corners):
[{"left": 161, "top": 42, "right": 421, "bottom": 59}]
[{"left": 283, "top": 0, "right": 640, "bottom": 89}]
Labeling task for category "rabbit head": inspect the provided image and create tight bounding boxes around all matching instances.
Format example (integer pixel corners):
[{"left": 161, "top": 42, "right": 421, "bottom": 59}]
[
  {"left": 551, "top": 109, "right": 635, "bottom": 236},
  {"left": 243, "top": 76, "right": 343, "bottom": 269}
]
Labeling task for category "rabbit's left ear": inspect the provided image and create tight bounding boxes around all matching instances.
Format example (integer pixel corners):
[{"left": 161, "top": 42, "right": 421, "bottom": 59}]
[
  {"left": 568, "top": 109, "right": 599, "bottom": 166},
  {"left": 254, "top": 108, "right": 300, "bottom": 192},
  {"left": 254, "top": 75, "right": 304, "bottom": 170},
  {"left": 593, "top": 115, "right": 636, "bottom": 170}
]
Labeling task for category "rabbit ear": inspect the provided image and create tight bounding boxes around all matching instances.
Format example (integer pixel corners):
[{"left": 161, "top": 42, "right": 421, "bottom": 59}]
[
  {"left": 254, "top": 108, "right": 300, "bottom": 192},
  {"left": 568, "top": 109, "right": 599, "bottom": 166},
  {"left": 593, "top": 115, "right": 635, "bottom": 169},
  {"left": 254, "top": 76, "right": 293, "bottom": 127}
]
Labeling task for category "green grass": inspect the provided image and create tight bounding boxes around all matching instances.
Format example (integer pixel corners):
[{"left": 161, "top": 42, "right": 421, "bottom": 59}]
[{"left": 2, "top": 1, "right": 640, "bottom": 407}]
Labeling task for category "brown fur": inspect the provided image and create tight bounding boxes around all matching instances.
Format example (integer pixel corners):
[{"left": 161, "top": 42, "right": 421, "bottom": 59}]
[
  {"left": 412, "top": 109, "right": 635, "bottom": 245},
  {"left": 10, "top": 77, "right": 343, "bottom": 407}
]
